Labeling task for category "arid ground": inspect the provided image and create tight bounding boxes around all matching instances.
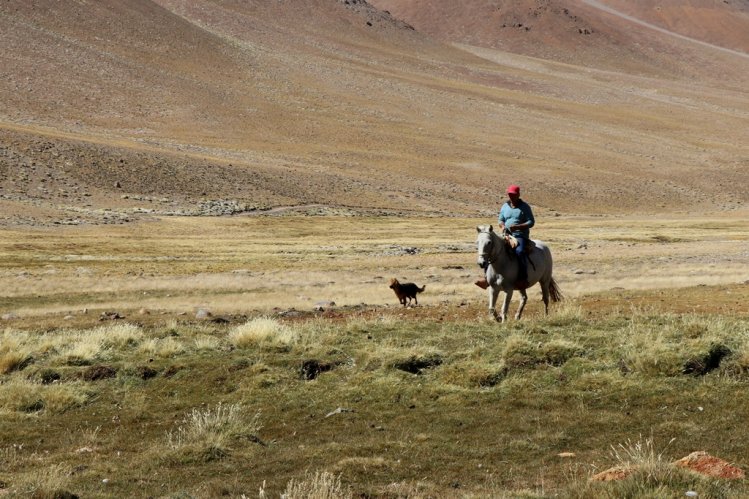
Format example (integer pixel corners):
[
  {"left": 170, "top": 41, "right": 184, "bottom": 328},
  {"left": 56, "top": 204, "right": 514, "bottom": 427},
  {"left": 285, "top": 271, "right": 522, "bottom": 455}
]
[{"left": 1, "top": 0, "right": 749, "bottom": 497}]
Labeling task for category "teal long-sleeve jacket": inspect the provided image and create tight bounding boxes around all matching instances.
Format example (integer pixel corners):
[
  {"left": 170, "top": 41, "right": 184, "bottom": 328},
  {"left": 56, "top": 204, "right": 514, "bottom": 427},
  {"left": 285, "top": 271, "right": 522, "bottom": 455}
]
[{"left": 498, "top": 200, "right": 535, "bottom": 238}]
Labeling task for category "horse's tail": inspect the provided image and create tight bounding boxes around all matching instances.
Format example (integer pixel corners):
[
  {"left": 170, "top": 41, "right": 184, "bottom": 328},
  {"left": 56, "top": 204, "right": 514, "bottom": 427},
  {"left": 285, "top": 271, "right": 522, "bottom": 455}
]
[{"left": 549, "top": 277, "right": 563, "bottom": 302}]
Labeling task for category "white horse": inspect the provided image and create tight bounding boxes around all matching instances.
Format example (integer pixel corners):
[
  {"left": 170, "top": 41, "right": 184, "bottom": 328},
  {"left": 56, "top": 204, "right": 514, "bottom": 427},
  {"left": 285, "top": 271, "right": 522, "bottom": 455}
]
[{"left": 476, "top": 225, "right": 562, "bottom": 322}]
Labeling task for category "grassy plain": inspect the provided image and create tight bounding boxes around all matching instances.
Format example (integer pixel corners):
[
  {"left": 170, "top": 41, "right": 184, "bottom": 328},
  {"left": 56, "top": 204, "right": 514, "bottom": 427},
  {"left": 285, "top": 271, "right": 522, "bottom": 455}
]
[
  {"left": 1, "top": 214, "right": 749, "bottom": 497},
  {"left": 2, "top": 213, "right": 748, "bottom": 321}
]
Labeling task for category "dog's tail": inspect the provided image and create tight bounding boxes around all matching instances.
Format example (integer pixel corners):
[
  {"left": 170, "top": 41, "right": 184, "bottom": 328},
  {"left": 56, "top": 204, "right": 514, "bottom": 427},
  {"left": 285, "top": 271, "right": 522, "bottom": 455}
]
[{"left": 418, "top": 285, "right": 425, "bottom": 293}]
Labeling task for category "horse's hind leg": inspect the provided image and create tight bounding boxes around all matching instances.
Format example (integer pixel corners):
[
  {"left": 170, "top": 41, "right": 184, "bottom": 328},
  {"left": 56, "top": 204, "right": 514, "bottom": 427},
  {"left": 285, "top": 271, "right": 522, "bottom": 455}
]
[
  {"left": 541, "top": 279, "right": 550, "bottom": 315},
  {"left": 515, "top": 289, "right": 528, "bottom": 320}
]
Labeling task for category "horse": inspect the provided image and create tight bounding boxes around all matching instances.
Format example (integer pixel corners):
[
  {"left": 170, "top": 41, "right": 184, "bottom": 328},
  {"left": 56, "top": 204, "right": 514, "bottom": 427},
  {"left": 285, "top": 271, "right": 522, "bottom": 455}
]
[{"left": 476, "top": 225, "right": 562, "bottom": 322}]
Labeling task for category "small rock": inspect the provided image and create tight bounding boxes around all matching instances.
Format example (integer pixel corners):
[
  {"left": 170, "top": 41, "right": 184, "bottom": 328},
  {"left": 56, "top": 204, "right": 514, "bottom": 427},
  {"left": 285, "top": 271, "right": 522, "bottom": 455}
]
[
  {"left": 195, "top": 308, "right": 212, "bottom": 319},
  {"left": 313, "top": 301, "right": 336, "bottom": 311},
  {"left": 99, "top": 311, "right": 123, "bottom": 321},
  {"left": 325, "top": 407, "right": 354, "bottom": 418}
]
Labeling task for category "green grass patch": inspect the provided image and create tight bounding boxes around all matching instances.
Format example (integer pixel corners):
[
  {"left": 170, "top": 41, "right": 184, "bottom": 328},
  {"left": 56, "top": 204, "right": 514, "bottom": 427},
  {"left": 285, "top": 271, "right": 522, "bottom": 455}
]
[{"left": 0, "top": 310, "right": 747, "bottom": 497}]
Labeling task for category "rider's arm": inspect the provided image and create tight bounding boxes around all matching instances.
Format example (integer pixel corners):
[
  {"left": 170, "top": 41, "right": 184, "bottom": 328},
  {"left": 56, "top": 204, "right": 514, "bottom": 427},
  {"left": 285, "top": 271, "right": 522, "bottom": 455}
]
[{"left": 497, "top": 204, "right": 507, "bottom": 230}]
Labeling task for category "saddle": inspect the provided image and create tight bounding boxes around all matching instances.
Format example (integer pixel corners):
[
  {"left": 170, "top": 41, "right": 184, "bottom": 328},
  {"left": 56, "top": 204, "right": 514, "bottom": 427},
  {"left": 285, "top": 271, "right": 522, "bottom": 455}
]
[{"left": 504, "top": 233, "right": 537, "bottom": 273}]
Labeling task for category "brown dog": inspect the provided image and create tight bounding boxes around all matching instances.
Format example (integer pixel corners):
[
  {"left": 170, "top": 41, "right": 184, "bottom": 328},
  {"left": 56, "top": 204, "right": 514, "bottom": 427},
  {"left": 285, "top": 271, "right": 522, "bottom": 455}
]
[{"left": 389, "top": 278, "right": 425, "bottom": 307}]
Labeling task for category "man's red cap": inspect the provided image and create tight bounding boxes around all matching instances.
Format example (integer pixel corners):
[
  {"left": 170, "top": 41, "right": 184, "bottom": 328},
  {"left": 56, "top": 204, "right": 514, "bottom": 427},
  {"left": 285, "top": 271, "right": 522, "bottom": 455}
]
[{"left": 506, "top": 184, "right": 520, "bottom": 195}]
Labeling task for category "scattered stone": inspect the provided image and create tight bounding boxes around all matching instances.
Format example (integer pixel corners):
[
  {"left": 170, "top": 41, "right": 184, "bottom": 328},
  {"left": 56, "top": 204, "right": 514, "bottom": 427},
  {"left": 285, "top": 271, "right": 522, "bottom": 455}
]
[
  {"left": 76, "top": 447, "right": 94, "bottom": 454},
  {"left": 325, "top": 407, "right": 354, "bottom": 418},
  {"left": 276, "top": 308, "right": 302, "bottom": 318},
  {"left": 674, "top": 451, "right": 745, "bottom": 479},
  {"left": 1, "top": 312, "right": 19, "bottom": 321},
  {"left": 138, "top": 308, "right": 150, "bottom": 315},
  {"left": 195, "top": 308, "right": 212, "bottom": 319},
  {"left": 313, "top": 300, "right": 336, "bottom": 311},
  {"left": 99, "top": 311, "right": 124, "bottom": 321},
  {"left": 557, "top": 452, "right": 576, "bottom": 458},
  {"left": 64, "top": 315, "right": 74, "bottom": 320}
]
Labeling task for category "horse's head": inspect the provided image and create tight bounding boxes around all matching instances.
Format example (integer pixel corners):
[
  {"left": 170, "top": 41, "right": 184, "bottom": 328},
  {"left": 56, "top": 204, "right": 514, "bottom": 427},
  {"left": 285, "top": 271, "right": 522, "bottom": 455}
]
[{"left": 476, "top": 225, "right": 496, "bottom": 269}]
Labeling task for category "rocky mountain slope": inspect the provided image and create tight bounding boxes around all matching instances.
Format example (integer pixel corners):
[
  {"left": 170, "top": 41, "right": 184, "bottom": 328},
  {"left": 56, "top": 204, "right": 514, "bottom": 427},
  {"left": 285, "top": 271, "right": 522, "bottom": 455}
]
[{"left": 1, "top": 0, "right": 748, "bottom": 225}]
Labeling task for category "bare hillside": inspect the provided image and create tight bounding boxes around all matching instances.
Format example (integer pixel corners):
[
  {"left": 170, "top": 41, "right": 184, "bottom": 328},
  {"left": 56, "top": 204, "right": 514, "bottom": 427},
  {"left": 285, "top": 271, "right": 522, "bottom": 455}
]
[
  {"left": 1, "top": 0, "right": 748, "bottom": 225},
  {"left": 370, "top": 0, "right": 749, "bottom": 78}
]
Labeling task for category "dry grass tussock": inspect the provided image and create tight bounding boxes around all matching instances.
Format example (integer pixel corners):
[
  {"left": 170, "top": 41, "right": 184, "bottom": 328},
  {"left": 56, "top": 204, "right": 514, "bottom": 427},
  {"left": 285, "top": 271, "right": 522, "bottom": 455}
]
[
  {"left": 0, "top": 377, "right": 90, "bottom": 415},
  {"left": 0, "top": 323, "right": 146, "bottom": 366},
  {"left": 167, "top": 403, "right": 261, "bottom": 462},
  {"left": 620, "top": 313, "right": 748, "bottom": 377},
  {"left": 138, "top": 336, "right": 185, "bottom": 358},
  {"left": 17, "top": 463, "right": 72, "bottom": 498},
  {"left": 610, "top": 436, "right": 676, "bottom": 475},
  {"left": 281, "top": 471, "right": 352, "bottom": 499},
  {"left": 229, "top": 317, "right": 299, "bottom": 348}
]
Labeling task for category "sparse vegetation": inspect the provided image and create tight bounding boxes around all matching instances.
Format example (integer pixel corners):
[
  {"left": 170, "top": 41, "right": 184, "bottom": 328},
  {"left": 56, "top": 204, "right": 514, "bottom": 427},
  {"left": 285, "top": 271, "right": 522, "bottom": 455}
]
[
  {"left": 1, "top": 0, "right": 748, "bottom": 495},
  {"left": 0, "top": 305, "right": 747, "bottom": 496}
]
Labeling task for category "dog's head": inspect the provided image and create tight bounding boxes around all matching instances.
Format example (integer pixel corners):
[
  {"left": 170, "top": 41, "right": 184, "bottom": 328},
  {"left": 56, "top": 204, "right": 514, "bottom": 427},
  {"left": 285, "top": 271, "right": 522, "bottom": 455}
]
[{"left": 389, "top": 278, "right": 399, "bottom": 289}]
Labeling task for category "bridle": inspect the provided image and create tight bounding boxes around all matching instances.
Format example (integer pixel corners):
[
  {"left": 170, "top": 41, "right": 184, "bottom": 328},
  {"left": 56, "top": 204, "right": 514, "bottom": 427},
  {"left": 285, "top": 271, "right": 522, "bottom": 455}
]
[{"left": 477, "top": 230, "right": 496, "bottom": 269}]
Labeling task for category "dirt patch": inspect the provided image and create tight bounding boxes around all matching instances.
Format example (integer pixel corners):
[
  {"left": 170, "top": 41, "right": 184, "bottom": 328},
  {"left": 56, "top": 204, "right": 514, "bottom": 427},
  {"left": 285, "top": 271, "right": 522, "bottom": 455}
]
[
  {"left": 590, "top": 465, "right": 637, "bottom": 482},
  {"left": 82, "top": 365, "right": 117, "bottom": 381},
  {"left": 674, "top": 451, "right": 745, "bottom": 479}
]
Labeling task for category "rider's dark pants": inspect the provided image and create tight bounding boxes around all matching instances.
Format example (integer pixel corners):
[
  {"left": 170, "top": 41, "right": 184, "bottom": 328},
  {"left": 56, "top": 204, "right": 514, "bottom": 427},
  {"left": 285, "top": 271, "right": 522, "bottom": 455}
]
[{"left": 515, "top": 236, "right": 528, "bottom": 282}]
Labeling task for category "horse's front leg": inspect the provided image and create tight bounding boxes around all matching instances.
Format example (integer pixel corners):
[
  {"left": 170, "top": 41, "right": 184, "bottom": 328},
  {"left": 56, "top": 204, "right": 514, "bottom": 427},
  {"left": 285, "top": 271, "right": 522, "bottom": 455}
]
[
  {"left": 500, "top": 289, "right": 514, "bottom": 322},
  {"left": 488, "top": 286, "right": 501, "bottom": 321},
  {"left": 515, "top": 289, "right": 528, "bottom": 320}
]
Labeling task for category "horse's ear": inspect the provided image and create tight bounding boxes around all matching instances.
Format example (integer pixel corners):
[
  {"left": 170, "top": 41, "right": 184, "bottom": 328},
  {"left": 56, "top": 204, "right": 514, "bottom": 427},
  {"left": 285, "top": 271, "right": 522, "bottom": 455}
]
[
  {"left": 476, "top": 226, "right": 481, "bottom": 233},
  {"left": 489, "top": 225, "right": 493, "bottom": 233}
]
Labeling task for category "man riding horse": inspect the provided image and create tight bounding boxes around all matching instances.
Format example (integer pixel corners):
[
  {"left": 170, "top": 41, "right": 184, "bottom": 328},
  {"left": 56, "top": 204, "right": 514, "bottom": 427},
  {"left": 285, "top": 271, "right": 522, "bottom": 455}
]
[{"left": 475, "top": 184, "right": 535, "bottom": 290}]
